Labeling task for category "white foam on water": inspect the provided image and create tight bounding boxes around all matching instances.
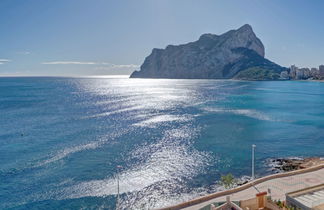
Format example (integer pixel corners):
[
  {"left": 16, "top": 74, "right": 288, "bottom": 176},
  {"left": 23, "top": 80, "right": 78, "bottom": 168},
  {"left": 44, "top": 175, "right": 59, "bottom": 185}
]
[
  {"left": 35, "top": 130, "right": 127, "bottom": 167},
  {"left": 231, "top": 109, "right": 273, "bottom": 121},
  {"left": 202, "top": 107, "right": 276, "bottom": 121},
  {"left": 133, "top": 114, "right": 191, "bottom": 127},
  {"left": 58, "top": 126, "right": 211, "bottom": 208},
  {"left": 38, "top": 142, "right": 100, "bottom": 166},
  {"left": 265, "top": 157, "right": 307, "bottom": 173},
  {"left": 85, "top": 105, "right": 146, "bottom": 119}
]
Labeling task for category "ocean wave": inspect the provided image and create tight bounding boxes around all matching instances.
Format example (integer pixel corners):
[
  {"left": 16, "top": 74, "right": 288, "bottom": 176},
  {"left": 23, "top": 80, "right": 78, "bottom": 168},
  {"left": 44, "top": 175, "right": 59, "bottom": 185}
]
[
  {"left": 133, "top": 114, "right": 192, "bottom": 127},
  {"left": 37, "top": 142, "right": 100, "bottom": 167},
  {"left": 1, "top": 144, "right": 104, "bottom": 177},
  {"left": 57, "top": 126, "right": 211, "bottom": 209},
  {"left": 84, "top": 105, "right": 146, "bottom": 119},
  {"left": 202, "top": 107, "right": 275, "bottom": 121},
  {"left": 35, "top": 130, "right": 128, "bottom": 168}
]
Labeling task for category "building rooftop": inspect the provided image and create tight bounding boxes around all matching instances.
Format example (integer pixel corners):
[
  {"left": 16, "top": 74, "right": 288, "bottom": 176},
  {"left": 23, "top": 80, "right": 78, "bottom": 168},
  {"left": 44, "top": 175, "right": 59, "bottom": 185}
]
[{"left": 287, "top": 184, "right": 324, "bottom": 209}]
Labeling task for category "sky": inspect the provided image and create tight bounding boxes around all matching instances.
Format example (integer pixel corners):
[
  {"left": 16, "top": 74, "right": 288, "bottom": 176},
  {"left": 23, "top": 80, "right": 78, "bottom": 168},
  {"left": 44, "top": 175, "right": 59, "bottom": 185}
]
[{"left": 0, "top": 0, "right": 324, "bottom": 76}]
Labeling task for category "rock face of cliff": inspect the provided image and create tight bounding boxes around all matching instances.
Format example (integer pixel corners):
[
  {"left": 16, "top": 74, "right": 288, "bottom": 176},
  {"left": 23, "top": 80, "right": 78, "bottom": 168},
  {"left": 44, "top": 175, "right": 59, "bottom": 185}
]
[{"left": 130, "top": 24, "right": 286, "bottom": 80}]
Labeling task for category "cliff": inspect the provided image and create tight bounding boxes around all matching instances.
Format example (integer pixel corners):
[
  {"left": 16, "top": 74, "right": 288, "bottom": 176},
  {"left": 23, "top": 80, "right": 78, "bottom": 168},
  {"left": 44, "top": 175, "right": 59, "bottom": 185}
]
[{"left": 130, "top": 24, "right": 287, "bottom": 80}]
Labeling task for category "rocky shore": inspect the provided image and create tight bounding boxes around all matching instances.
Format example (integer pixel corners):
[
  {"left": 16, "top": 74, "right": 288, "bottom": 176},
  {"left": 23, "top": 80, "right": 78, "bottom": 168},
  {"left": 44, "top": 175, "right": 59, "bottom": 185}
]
[{"left": 267, "top": 157, "right": 324, "bottom": 173}]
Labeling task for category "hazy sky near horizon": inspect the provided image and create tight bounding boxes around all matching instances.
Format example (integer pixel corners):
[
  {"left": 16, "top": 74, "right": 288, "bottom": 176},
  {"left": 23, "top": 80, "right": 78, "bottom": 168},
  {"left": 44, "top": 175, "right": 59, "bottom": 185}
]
[{"left": 1, "top": 0, "right": 324, "bottom": 76}]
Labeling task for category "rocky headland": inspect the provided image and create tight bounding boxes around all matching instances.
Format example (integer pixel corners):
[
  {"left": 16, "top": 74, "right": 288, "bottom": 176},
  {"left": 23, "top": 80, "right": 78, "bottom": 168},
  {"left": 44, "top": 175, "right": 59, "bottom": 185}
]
[
  {"left": 130, "top": 24, "right": 287, "bottom": 80},
  {"left": 267, "top": 157, "right": 324, "bottom": 173}
]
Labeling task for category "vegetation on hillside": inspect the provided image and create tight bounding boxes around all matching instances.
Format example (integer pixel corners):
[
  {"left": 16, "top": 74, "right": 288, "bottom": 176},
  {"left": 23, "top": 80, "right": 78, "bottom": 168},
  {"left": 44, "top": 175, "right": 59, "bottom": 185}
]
[{"left": 234, "top": 67, "right": 281, "bottom": 80}]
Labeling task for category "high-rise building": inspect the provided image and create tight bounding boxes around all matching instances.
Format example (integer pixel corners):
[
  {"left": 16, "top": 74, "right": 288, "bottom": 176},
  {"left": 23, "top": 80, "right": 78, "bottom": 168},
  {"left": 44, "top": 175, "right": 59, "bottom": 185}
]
[{"left": 319, "top": 65, "right": 324, "bottom": 78}]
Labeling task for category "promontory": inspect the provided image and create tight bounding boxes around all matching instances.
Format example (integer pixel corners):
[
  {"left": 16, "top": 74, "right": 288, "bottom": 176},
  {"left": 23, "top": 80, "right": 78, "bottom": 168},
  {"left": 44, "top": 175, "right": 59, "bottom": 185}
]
[{"left": 130, "top": 24, "right": 287, "bottom": 80}]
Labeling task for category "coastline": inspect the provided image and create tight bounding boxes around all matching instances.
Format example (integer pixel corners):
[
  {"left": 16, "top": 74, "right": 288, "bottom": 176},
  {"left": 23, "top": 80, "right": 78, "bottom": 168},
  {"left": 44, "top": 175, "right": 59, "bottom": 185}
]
[
  {"left": 309, "top": 79, "right": 324, "bottom": 82},
  {"left": 3, "top": 78, "right": 324, "bottom": 209},
  {"left": 267, "top": 157, "right": 324, "bottom": 173},
  {"left": 161, "top": 160, "right": 324, "bottom": 210},
  {"left": 159, "top": 157, "right": 324, "bottom": 210}
]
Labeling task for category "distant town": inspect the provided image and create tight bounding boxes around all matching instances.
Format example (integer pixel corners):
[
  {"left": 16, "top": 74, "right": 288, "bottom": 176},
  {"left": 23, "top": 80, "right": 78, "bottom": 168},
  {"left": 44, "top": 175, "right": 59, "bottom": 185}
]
[{"left": 281, "top": 65, "right": 324, "bottom": 80}]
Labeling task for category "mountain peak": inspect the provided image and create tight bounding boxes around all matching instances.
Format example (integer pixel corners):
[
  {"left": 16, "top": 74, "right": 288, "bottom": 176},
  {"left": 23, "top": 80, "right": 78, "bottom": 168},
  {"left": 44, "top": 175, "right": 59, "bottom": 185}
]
[
  {"left": 237, "top": 24, "right": 253, "bottom": 32},
  {"left": 198, "top": 33, "right": 217, "bottom": 40},
  {"left": 234, "top": 24, "right": 264, "bottom": 57},
  {"left": 130, "top": 25, "right": 284, "bottom": 80}
]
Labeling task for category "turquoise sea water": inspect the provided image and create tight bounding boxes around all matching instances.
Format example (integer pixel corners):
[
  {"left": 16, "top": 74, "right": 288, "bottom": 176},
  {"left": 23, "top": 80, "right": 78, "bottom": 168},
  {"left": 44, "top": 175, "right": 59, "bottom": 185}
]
[{"left": 1, "top": 77, "right": 324, "bottom": 209}]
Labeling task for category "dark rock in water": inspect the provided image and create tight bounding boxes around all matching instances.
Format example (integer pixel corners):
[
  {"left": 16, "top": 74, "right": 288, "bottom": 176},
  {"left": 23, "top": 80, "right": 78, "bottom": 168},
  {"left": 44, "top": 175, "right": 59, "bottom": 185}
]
[
  {"left": 267, "top": 157, "right": 324, "bottom": 173},
  {"left": 130, "top": 24, "right": 287, "bottom": 80}
]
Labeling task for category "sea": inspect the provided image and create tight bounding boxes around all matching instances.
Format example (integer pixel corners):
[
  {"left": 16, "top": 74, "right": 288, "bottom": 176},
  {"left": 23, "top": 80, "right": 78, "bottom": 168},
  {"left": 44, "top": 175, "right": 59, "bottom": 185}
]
[{"left": 1, "top": 76, "right": 324, "bottom": 209}]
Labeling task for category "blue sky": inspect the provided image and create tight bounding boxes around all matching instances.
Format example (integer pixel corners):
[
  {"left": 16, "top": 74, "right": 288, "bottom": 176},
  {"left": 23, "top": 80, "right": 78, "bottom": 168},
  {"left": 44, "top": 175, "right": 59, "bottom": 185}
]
[{"left": 0, "top": 0, "right": 323, "bottom": 76}]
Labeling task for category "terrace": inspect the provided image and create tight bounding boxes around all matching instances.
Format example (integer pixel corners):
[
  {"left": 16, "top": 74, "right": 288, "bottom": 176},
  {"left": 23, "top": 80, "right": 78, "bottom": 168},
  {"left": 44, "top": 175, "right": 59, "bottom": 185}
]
[{"left": 286, "top": 184, "right": 324, "bottom": 210}]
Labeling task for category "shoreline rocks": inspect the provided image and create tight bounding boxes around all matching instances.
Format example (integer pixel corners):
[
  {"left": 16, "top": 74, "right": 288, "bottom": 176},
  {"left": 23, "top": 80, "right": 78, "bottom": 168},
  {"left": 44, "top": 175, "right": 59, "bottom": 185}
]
[{"left": 267, "top": 157, "right": 324, "bottom": 173}]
